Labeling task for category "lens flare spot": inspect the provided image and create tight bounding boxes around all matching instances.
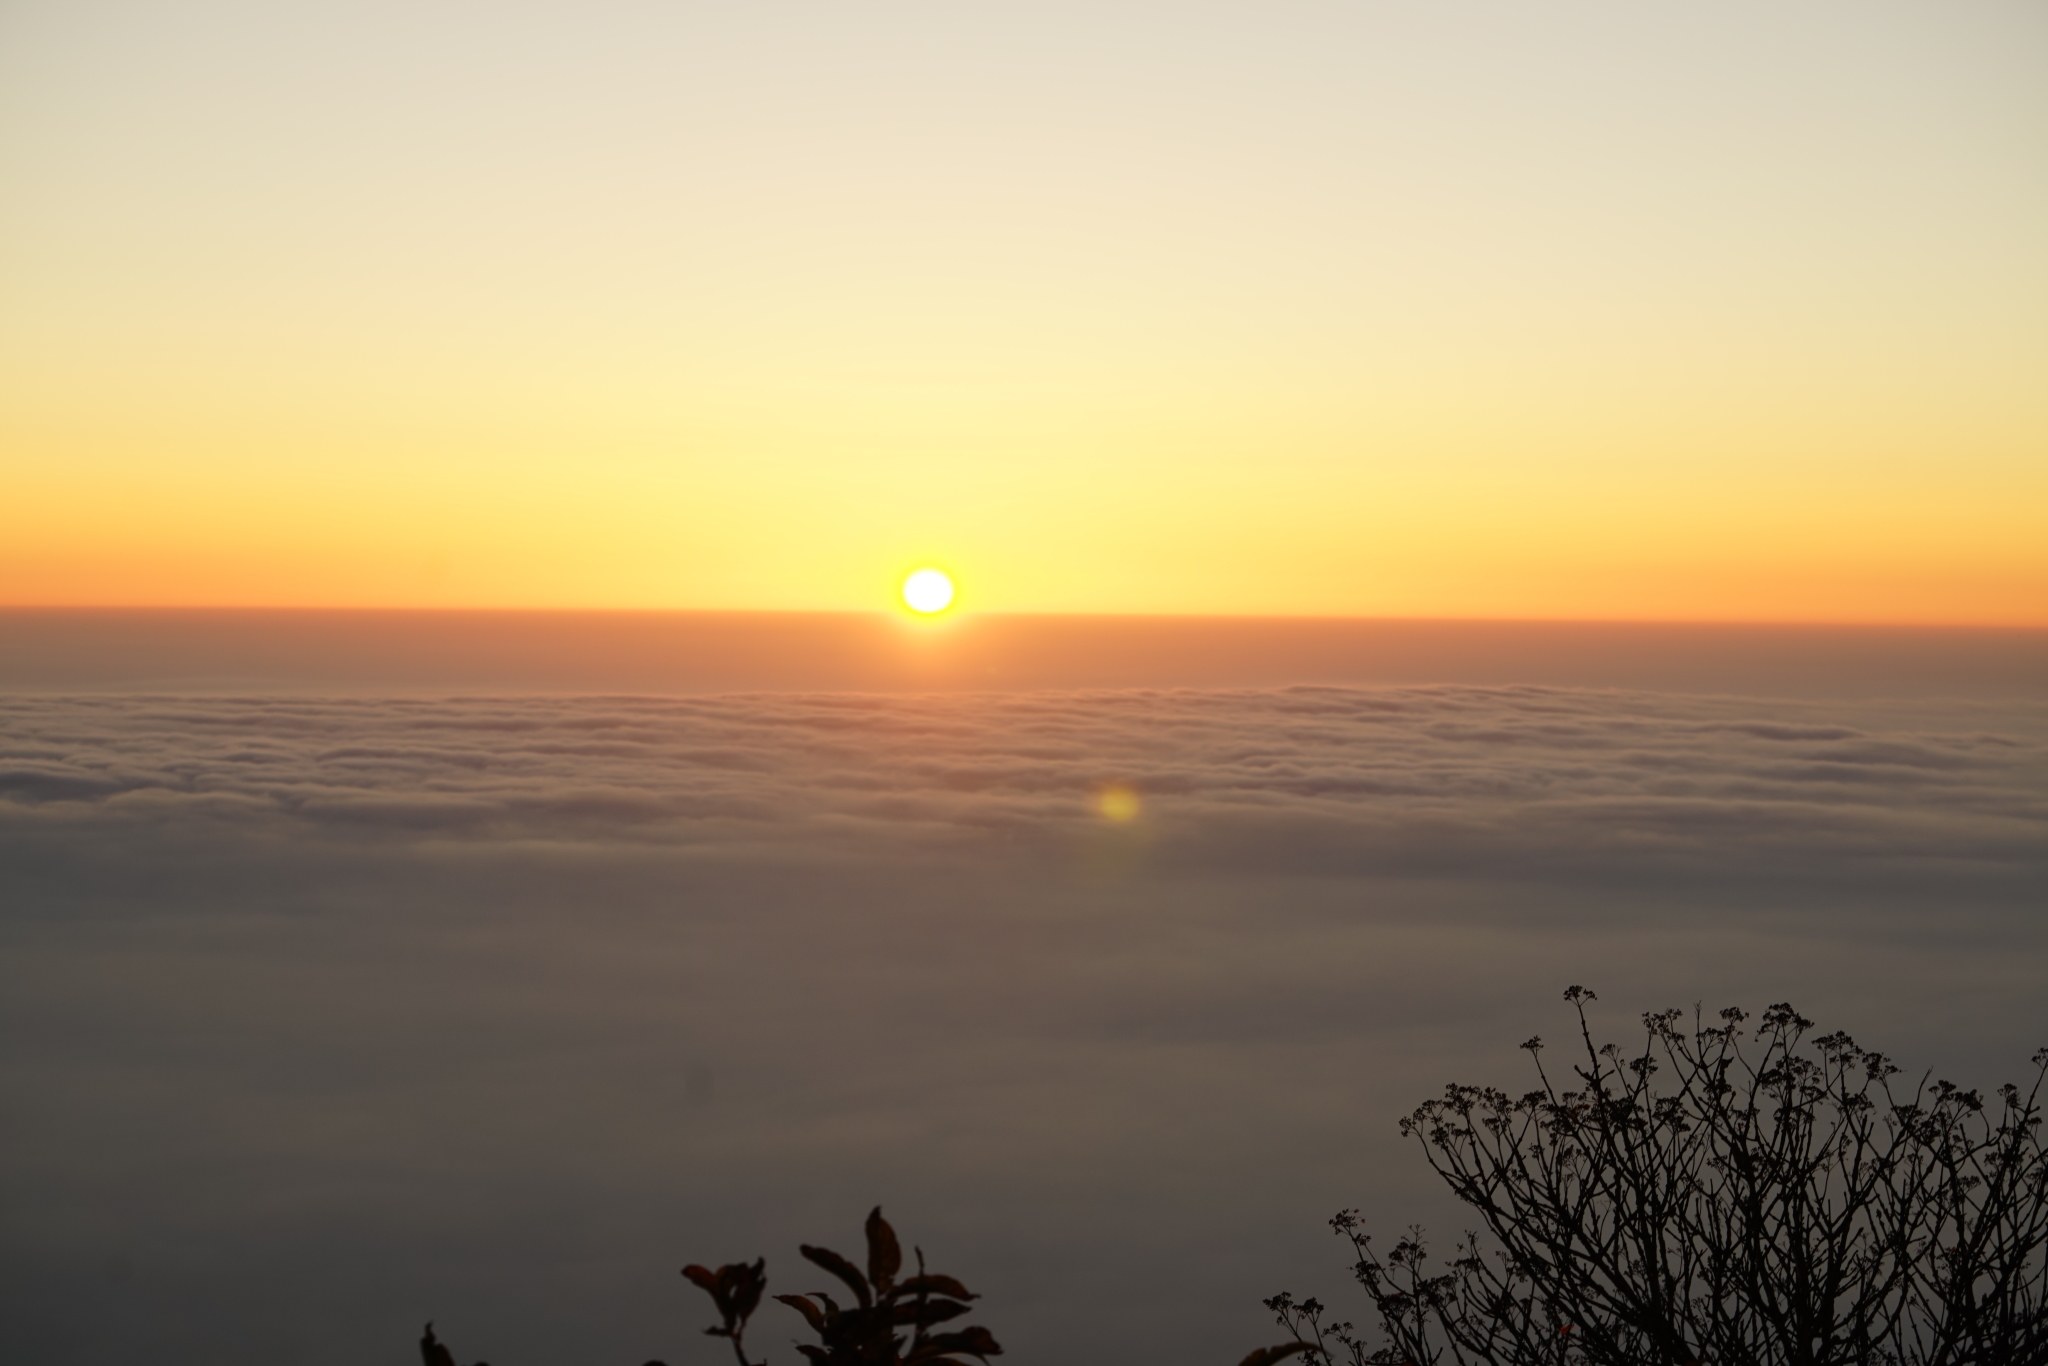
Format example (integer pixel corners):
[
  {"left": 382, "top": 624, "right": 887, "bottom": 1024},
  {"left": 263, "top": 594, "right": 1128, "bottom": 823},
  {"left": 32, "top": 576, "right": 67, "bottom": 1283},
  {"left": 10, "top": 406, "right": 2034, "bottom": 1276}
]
[
  {"left": 1093, "top": 782, "right": 1142, "bottom": 823},
  {"left": 902, "top": 569, "right": 955, "bottom": 614}
]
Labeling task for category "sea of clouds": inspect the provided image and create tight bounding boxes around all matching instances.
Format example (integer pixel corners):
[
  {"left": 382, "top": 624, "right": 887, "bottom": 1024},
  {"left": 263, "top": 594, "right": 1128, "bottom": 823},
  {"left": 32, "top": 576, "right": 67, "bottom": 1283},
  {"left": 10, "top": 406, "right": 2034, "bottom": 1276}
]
[
  {"left": 5, "top": 686, "right": 2042, "bottom": 874},
  {"left": 3, "top": 686, "right": 2044, "bottom": 1364}
]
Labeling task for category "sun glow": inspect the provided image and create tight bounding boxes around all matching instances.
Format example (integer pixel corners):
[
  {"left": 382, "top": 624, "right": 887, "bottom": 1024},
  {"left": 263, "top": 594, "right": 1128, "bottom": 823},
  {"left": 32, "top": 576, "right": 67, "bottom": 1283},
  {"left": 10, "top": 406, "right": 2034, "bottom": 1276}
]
[
  {"left": 1093, "top": 783, "right": 1142, "bottom": 824},
  {"left": 1, "top": 7, "right": 2042, "bottom": 625},
  {"left": 902, "top": 569, "right": 955, "bottom": 614}
]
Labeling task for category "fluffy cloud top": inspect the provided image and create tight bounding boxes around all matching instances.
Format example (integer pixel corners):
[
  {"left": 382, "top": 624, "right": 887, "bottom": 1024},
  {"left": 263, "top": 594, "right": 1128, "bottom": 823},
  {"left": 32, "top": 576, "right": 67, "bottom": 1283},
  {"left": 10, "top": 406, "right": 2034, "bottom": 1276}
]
[{"left": 3, "top": 687, "right": 2042, "bottom": 882}]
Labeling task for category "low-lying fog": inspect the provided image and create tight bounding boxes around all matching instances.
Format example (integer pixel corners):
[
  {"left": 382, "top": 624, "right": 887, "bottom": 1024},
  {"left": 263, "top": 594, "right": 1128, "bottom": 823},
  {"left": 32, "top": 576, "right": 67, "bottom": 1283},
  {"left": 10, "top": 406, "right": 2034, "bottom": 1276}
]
[{"left": 3, "top": 679, "right": 2042, "bottom": 1364}]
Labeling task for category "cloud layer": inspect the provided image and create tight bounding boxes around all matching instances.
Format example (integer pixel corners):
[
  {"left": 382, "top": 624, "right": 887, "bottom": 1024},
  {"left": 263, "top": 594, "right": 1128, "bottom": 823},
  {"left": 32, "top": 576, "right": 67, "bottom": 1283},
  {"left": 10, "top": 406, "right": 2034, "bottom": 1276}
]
[
  {"left": 3, "top": 686, "right": 2043, "bottom": 881},
  {"left": 2, "top": 686, "right": 2044, "bottom": 1366}
]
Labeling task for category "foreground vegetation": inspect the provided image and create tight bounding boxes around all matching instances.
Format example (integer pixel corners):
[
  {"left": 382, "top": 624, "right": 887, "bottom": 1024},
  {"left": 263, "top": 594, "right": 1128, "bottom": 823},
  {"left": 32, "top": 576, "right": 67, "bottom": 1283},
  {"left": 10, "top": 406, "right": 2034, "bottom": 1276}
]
[
  {"left": 423, "top": 990, "right": 2048, "bottom": 1365},
  {"left": 1268, "top": 989, "right": 2048, "bottom": 1366}
]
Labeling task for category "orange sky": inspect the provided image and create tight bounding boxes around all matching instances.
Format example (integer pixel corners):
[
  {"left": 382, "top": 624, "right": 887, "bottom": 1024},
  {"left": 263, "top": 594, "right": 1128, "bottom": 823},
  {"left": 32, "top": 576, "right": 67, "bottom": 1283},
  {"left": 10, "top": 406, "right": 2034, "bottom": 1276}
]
[{"left": 3, "top": 2, "right": 2044, "bottom": 623}]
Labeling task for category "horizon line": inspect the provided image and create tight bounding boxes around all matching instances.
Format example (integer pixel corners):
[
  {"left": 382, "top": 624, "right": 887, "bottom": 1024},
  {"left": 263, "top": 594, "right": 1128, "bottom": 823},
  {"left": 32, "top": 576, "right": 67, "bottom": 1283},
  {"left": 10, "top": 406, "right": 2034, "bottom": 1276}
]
[{"left": 5, "top": 605, "right": 2046, "bottom": 633}]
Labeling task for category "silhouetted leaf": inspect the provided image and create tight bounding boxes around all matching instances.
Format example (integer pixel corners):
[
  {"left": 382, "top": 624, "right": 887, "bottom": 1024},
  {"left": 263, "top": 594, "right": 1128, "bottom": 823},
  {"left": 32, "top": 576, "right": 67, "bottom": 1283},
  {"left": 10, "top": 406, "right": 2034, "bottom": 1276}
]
[
  {"left": 775, "top": 1292, "right": 829, "bottom": 1334},
  {"left": 866, "top": 1206, "right": 903, "bottom": 1291},
  {"left": 1238, "top": 1344, "right": 1314, "bottom": 1366},
  {"left": 728, "top": 1260, "right": 767, "bottom": 1323},
  {"left": 420, "top": 1322, "right": 458, "bottom": 1366},
  {"left": 891, "top": 1297, "right": 970, "bottom": 1327},
  {"left": 800, "top": 1243, "right": 872, "bottom": 1309},
  {"left": 908, "top": 1325, "right": 1002, "bottom": 1360},
  {"left": 894, "top": 1273, "right": 976, "bottom": 1302},
  {"left": 683, "top": 1257, "right": 767, "bottom": 1336}
]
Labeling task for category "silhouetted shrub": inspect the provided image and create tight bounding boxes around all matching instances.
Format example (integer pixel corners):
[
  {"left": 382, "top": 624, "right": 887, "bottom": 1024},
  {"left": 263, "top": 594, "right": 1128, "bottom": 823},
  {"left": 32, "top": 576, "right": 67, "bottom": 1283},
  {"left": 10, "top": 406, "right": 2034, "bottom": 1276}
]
[
  {"left": 419, "top": 1207, "right": 1004, "bottom": 1366},
  {"left": 422, "top": 1202, "right": 1318, "bottom": 1365},
  {"left": 685, "top": 1206, "right": 1001, "bottom": 1366},
  {"left": 1265, "top": 987, "right": 2048, "bottom": 1366}
]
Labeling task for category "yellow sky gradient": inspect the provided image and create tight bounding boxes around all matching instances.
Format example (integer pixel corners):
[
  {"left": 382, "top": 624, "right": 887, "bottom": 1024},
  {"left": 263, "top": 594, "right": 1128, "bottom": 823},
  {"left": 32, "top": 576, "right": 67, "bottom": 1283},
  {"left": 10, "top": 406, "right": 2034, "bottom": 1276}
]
[{"left": 3, "top": 1, "right": 2044, "bottom": 622}]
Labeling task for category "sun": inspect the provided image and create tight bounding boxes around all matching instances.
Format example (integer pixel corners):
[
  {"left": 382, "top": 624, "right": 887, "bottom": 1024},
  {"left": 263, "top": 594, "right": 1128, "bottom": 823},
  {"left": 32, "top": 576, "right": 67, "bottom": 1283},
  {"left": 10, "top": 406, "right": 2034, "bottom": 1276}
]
[{"left": 901, "top": 568, "right": 955, "bottom": 614}]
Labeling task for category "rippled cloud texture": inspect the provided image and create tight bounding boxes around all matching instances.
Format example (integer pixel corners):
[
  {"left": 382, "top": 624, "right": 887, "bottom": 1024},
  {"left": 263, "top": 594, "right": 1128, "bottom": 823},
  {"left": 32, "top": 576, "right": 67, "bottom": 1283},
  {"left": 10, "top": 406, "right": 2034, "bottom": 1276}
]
[
  {"left": 3, "top": 687, "right": 2044, "bottom": 1365},
  {"left": 6, "top": 686, "right": 2043, "bottom": 873}
]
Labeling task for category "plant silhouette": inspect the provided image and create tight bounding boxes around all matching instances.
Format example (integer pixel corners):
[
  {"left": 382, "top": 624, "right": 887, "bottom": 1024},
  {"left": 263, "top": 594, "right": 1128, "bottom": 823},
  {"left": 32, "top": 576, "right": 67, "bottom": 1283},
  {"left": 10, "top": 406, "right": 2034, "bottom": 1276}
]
[
  {"left": 412, "top": 991, "right": 2047, "bottom": 1366},
  {"left": 423, "top": 1202, "right": 1312, "bottom": 1366},
  {"left": 685, "top": 1207, "right": 1001, "bottom": 1366},
  {"left": 1264, "top": 987, "right": 2048, "bottom": 1366}
]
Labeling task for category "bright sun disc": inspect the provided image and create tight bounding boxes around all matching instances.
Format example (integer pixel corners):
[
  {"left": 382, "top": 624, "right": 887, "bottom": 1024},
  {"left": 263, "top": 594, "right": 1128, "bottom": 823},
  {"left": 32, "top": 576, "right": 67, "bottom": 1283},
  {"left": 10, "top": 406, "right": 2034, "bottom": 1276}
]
[{"left": 902, "top": 568, "right": 955, "bottom": 614}]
